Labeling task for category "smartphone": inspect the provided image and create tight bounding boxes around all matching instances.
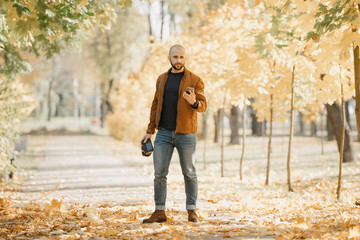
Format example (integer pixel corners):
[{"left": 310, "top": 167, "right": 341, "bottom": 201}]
[{"left": 186, "top": 87, "right": 195, "bottom": 94}]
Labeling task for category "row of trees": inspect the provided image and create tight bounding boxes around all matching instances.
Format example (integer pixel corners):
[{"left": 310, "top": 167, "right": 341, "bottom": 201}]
[
  {"left": 0, "top": 0, "right": 116, "bottom": 176},
  {"left": 1, "top": 0, "right": 359, "bottom": 199},
  {"left": 107, "top": 0, "right": 360, "bottom": 199}
]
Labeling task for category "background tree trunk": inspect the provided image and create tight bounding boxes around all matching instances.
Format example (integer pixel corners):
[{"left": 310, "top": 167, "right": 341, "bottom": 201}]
[
  {"left": 201, "top": 112, "right": 208, "bottom": 140},
  {"left": 221, "top": 94, "right": 226, "bottom": 177},
  {"left": 327, "top": 114, "right": 335, "bottom": 141},
  {"left": 345, "top": 100, "right": 351, "bottom": 129},
  {"left": 265, "top": 94, "right": 273, "bottom": 186},
  {"left": 240, "top": 99, "right": 246, "bottom": 180},
  {"left": 202, "top": 110, "right": 208, "bottom": 169},
  {"left": 47, "top": 78, "right": 54, "bottom": 121},
  {"left": 100, "top": 79, "right": 114, "bottom": 128},
  {"left": 147, "top": 2, "right": 154, "bottom": 43},
  {"left": 256, "top": 121, "right": 265, "bottom": 136},
  {"left": 55, "top": 93, "right": 63, "bottom": 117},
  {"left": 250, "top": 107, "right": 257, "bottom": 136},
  {"left": 311, "top": 122, "right": 317, "bottom": 137},
  {"left": 321, "top": 110, "right": 325, "bottom": 155},
  {"left": 214, "top": 109, "right": 222, "bottom": 143},
  {"left": 100, "top": 82, "right": 106, "bottom": 128},
  {"left": 287, "top": 65, "right": 295, "bottom": 192},
  {"left": 230, "top": 105, "right": 240, "bottom": 144},
  {"left": 170, "top": 12, "right": 175, "bottom": 34},
  {"left": 47, "top": 59, "right": 56, "bottom": 121},
  {"left": 203, "top": 133, "right": 207, "bottom": 170},
  {"left": 337, "top": 84, "right": 345, "bottom": 200},
  {"left": 250, "top": 105, "right": 265, "bottom": 136},
  {"left": 298, "top": 112, "right": 305, "bottom": 136},
  {"left": 353, "top": 45, "right": 360, "bottom": 142},
  {"left": 325, "top": 102, "right": 354, "bottom": 162},
  {"left": 160, "top": 0, "right": 165, "bottom": 42}
]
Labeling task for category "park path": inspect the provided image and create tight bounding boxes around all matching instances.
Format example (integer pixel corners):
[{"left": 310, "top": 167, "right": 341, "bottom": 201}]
[
  {"left": 10, "top": 134, "right": 280, "bottom": 239},
  {"left": 17, "top": 135, "right": 154, "bottom": 205}
]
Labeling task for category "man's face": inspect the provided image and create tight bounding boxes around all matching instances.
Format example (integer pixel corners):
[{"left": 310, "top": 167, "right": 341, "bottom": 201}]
[{"left": 169, "top": 47, "right": 186, "bottom": 71}]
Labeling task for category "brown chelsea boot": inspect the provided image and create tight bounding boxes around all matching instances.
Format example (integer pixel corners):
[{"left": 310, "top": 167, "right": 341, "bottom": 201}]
[
  {"left": 143, "top": 210, "right": 167, "bottom": 223},
  {"left": 187, "top": 210, "right": 199, "bottom": 222}
]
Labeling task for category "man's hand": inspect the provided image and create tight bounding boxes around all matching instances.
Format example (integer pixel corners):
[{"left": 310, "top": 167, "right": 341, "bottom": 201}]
[
  {"left": 183, "top": 90, "right": 196, "bottom": 105},
  {"left": 141, "top": 133, "right": 153, "bottom": 146}
]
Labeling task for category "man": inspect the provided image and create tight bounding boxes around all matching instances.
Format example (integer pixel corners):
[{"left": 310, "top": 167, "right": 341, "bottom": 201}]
[{"left": 141, "top": 44, "right": 207, "bottom": 223}]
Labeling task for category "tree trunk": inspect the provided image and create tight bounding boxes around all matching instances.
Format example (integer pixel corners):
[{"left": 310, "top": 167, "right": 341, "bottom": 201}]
[
  {"left": 170, "top": 13, "right": 175, "bottom": 35},
  {"left": 311, "top": 122, "right": 317, "bottom": 137},
  {"left": 160, "top": 0, "right": 165, "bottom": 42},
  {"left": 321, "top": 110, "right": 325, "bottom": 155},
  {"left": 345, "top": 100, "right": 351, "bottom": 129},
  {"left": 201, "top": 111, "right": 208, "bottom": 140},
  {"left": 298, "top": 112, "right": 305, "bottom": 136},
  {"left": 100, "top": 101, "right": 105, "bottom": 128},
  {"left": 100, "top": 79, "right": 114, "bottom": 128},
  {"left": 47, "top": 78, "right": 54, "bottom": 121},
  {"left": 327, "top": 114, "right": 335, "bottom": 141},
  {"left": 240, "top": 98, "right": 246, "bottom": 180},
  {"left": 202, "top": 111, "right": 208, "bottom": 169},
  {"left": 250, "top": 103, "right": 264, "bottom": 136},
  {"left": 55, "top": 93, "right": 63, "bottom": 117},
  {"left": 230, "top": 105, "right": 240, "bottom": 144},
  {"left": 214, "top": 109, "right": 222, "bottom": 143},
  {"left": 100, "top": 82, "right": 106, "bottom": 128},
  {"left": 325, "top": 102, "right": 354, "bottom": 162},
  {"left": 337, "top": 84, "right": 345, "bottom": 200},
  {"left": 287, "top": 65, "right": 295, "bottom": 192},
  {"left": 257, "top": 121, "right": 265, "bottom": 136},
  {"left": 250, "top": 106, "right": 265, "bottom": 136},
  {"left": 250, "top": 107, "right": 257, "bottom": 136},
  {"left": 221, "top": 93, "right": 226, "bottom": 178},
  {"left": 265, "top": 94, "right": 273, "bottom": 186},
  {"left": 47, "top": 59, "right": 55, "bottom": 121},
  {"left": 147, "top": 2, "right": 154, "bottom": 43},
  {"left": 203, "top": 133, "right": 207, "bottom": 170},
  {"left": 353, "top": 45, "right": 360, "bottom": 142}
]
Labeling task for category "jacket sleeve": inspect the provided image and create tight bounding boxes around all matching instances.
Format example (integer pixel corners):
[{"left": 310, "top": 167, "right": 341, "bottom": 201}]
[
  {"left": 194, "top": 77, "right": 207, "bottom": 113},
  {"left": 146, "top": 77, "right": 160, "bottom": 134}
]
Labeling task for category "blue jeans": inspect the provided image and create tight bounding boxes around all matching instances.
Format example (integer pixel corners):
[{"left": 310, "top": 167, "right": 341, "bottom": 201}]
[{"left": 153, "top": 128, "right": 197, "bottom": 211}]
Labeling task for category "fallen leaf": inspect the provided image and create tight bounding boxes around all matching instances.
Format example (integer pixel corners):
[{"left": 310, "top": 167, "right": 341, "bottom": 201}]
[
  {"left": 84, "top": 206, "right": 103, "bottom": 225},
  {"left": 349, "top": 225, "right": 360, "bottom": 238}
]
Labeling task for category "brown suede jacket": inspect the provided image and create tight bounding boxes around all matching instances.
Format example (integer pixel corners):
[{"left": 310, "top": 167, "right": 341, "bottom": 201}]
[{"left": 146, "top": 67, "right": 207, "bottom": 134}]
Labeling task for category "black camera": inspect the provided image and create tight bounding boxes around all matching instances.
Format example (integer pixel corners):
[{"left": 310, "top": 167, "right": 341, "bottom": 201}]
[{"left": 141, "top": 138, "right": 154, "bottom": 157}]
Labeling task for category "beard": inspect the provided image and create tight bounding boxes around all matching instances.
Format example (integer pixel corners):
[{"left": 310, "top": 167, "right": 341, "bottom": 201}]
[{"left": 170, "top": 60, "right": 184, "bottom": 71}]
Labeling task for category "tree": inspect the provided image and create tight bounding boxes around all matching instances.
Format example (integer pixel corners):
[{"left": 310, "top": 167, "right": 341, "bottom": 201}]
[
  {"left": 86, "top": 6, "right": 148, "bottom": 128},
  {"left": 304, "top": 1, "right": 360, "bottom": 142},
  {"left": 0, "top": 0, "right": 115, "bottom": 176},
  {"left": 261, "top": 0, "right": 359, "bottom": 139}
]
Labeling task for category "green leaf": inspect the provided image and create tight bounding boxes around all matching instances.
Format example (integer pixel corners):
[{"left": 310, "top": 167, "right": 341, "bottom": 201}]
[{"left": 12, "top": 3, "right": 31, "bottom": 17}]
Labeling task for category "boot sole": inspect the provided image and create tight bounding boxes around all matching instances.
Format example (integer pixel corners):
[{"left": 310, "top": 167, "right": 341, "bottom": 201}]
[{"left": 142, "top": 219, "right": 167, "bottom": 224}]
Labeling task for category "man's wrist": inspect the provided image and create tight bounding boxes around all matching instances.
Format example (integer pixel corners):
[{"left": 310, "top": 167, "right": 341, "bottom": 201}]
[{"left": 190, "top": 100, "right": 199, "bottom": 109}]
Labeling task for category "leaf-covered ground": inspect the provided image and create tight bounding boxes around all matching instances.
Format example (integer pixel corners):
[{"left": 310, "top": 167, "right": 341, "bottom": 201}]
[{"left": 1, "top": 135, "right": 360, "bottom": 239}]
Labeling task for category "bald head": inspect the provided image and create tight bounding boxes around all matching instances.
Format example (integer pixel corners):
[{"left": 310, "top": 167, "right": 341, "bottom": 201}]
[
  {"left": 168, "top": 44, "right": 186, "bottom": 72},
  {"left": 169, "top": 44, "right": 186, "bottom": 57}
]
